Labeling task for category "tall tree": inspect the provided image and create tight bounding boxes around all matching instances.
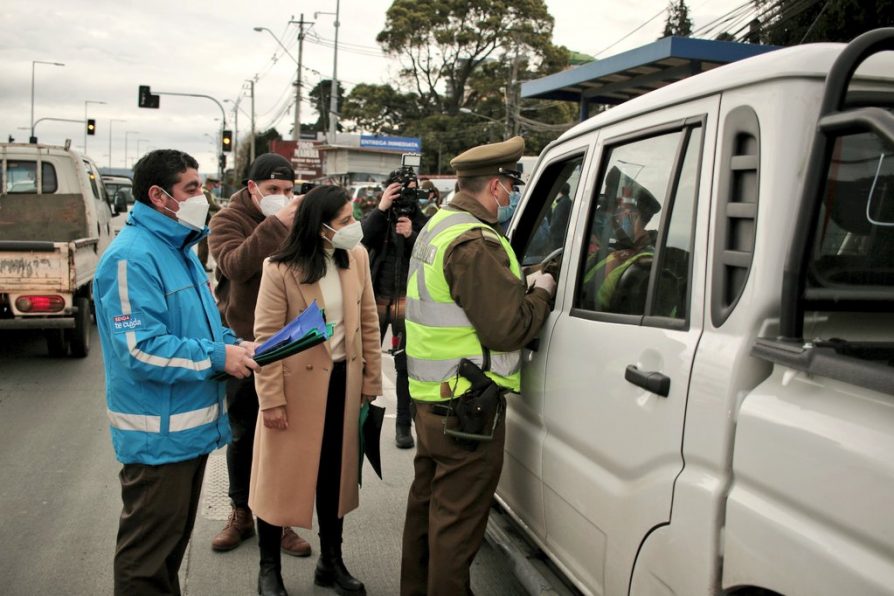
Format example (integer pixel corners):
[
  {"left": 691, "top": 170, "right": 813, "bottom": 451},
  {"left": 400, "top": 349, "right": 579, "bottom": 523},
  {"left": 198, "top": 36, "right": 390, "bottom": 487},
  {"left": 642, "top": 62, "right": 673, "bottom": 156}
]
[
  {"left": 307, "top": 79, "right": 346, "bottom": 133},
  {"left": 340, "top": 84, "right": 420, "bottom": 135},
  {"left": 754, "top": 0, "right": 894, "bottom": 45},
  {"left": 663, "top": 0, "right": 693, "bottom": 37},
  {"left": 377, "top": 0, "right": 558, "bottom": 115},
  {"left": 235, "top": 128, "right": 282, "bottom": 181}
]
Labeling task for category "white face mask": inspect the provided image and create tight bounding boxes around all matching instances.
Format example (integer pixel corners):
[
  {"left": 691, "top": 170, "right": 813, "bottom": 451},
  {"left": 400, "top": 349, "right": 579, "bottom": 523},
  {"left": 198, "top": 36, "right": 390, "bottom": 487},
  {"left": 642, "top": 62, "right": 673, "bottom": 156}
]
[
  {"left": 324, "top": 221, "right": 363, "bottom": 250},
  {"left": 259, "top": 194, "right": 288, "bottom": 216},
  {"left": 162, "top": 190, "right": 209, "bottom": 232},
  {"left": 253, "top": 185, "right": 289, "bottom": 217}
]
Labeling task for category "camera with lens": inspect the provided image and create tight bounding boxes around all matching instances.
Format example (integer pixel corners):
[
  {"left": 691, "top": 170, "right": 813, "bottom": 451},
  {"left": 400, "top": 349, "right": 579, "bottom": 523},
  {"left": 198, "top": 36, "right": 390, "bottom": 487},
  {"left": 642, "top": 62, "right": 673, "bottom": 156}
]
[{"left": 391, "top": 153, "right": 427, "bottom": 217}]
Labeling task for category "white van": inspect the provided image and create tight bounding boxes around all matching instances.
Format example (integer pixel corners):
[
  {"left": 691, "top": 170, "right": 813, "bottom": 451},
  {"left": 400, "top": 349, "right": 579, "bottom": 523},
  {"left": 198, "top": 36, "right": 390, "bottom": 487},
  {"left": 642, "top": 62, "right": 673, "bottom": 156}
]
[{"left": 493, "top": 30, "right": 894, "bottom": 595}]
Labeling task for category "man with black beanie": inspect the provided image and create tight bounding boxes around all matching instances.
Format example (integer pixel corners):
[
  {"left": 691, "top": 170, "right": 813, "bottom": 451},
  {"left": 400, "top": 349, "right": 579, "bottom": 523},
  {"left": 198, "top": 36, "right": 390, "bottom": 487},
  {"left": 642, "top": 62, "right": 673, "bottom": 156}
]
[{"left": 208, "top": 152, "right": 312, "bottom": 557}]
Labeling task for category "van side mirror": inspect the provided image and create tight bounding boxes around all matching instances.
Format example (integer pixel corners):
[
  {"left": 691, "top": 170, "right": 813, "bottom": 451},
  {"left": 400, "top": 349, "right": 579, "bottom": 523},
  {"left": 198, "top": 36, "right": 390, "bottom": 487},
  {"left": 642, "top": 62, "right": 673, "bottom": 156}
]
[{"left": 114, "top": 191, "right": 128, "bottom": 214}]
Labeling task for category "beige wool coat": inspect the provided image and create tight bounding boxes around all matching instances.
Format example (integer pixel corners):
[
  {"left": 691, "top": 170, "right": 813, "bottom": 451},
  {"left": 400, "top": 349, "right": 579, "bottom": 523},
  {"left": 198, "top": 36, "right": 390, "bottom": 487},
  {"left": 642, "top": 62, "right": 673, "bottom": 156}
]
[{"left": 248, "top": 246, "right": 382, "bottom": 528}]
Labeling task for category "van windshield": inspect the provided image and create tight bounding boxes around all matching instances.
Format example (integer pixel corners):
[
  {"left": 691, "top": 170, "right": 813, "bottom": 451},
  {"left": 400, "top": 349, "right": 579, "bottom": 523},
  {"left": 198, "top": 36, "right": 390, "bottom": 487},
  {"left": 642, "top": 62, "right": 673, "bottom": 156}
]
[{"left": 809, "top": 131, "right": 894, "bottom": 290}]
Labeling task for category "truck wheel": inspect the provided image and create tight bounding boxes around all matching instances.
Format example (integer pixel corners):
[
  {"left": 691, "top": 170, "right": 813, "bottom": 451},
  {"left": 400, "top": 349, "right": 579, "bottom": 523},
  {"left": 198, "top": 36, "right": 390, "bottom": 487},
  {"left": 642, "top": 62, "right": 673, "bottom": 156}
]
[
  {"left": 70, "top": 296, "right": 91, "bottom": 358},
  {"left": 46, "top": 329, "right": 69, "bottom": 357}
]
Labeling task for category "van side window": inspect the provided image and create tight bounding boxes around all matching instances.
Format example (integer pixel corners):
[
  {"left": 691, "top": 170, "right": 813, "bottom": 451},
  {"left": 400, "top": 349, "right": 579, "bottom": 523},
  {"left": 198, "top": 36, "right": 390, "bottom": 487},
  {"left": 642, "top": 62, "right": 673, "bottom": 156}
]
[
  {"left": 83, "top": 160, "right": 101, "bottom": 201},
  {"left": 515, "top": 155, "right": 584, "bottom": 271},
  {"left": 575, "top": 125, "right": 701, "bottom": 323},
  {"left": 4, "top": 161, "right": 56, "bottom": 194},
  {"left": 809, "top": 131, "right": 894, "bottom": 289}
]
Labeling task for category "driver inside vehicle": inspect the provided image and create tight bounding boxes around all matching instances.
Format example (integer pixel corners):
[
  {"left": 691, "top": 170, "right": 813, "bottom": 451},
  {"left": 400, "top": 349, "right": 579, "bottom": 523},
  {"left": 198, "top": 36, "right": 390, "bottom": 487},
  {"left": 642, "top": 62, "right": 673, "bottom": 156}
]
[{"left": 581, "top": 185, "right": 660, "bottom": 312}]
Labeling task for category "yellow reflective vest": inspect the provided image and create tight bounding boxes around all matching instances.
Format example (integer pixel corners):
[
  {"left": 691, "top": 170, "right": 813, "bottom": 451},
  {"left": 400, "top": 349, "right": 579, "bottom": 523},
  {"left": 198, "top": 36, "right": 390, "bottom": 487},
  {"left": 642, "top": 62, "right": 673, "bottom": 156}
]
[{"left": 405, "top": 208, "right": 522, "bottom": 401}]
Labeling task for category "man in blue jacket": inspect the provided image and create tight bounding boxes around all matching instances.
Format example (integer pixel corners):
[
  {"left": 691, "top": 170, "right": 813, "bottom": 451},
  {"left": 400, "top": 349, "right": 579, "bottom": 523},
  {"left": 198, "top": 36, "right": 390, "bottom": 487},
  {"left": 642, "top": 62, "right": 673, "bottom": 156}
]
[{"left": 94, "top": 149, "right": 259, "bottom": 595}]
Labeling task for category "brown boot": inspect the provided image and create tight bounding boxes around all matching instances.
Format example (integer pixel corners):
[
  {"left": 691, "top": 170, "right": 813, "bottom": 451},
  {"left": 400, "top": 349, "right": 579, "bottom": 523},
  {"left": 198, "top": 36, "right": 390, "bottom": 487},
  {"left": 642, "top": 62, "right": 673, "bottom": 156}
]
[
  {"left": 280, "top": 527, "right": 312, "bottom": 557},
  {"left": 211, "top": 506, "right": 255, "bottom": 552}
]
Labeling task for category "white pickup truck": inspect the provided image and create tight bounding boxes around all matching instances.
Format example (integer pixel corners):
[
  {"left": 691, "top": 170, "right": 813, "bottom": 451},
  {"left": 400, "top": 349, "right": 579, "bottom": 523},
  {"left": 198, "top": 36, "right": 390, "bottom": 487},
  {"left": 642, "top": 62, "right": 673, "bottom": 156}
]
[
  {"left": 0, "top": 143, "right": 116, "bottom": 357},
  {"left": 492, "top": 30, "right": 894, "bottom": 595}
]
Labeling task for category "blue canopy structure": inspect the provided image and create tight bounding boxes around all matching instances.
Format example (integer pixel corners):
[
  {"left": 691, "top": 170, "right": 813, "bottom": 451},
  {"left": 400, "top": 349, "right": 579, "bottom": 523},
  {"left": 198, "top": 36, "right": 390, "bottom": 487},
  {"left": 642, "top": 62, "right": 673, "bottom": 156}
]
[{"left": 522, "top": 36, "right": 779, "bottom": 121}]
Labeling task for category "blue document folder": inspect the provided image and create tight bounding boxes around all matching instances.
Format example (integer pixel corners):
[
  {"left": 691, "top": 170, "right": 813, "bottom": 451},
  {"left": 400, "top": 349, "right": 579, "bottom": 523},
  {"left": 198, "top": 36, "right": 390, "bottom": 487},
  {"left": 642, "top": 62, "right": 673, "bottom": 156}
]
[
  {"left": 213, "top": 300, "right": 331, "bottom": 380},
  {"left": 256, "top": 300, "right": 328, "bottom": 356}
]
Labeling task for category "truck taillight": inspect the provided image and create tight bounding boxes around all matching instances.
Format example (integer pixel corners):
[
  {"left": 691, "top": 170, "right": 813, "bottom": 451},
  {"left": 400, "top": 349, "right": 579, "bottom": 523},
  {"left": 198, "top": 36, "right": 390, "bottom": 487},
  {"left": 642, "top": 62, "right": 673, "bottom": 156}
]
[{"left": 15, "top": 295, "right": 65, "bottom": 313}]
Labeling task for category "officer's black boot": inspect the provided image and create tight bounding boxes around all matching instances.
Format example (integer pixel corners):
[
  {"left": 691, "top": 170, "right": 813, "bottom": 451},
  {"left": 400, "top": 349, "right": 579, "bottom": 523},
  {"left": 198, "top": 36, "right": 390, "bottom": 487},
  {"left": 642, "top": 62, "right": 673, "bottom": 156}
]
[
  {"left": 257, "top": 518, "right": 288, "bottom": 596},
  {"left": 315, "top": 519, "right": 365, "bottom": 595}
]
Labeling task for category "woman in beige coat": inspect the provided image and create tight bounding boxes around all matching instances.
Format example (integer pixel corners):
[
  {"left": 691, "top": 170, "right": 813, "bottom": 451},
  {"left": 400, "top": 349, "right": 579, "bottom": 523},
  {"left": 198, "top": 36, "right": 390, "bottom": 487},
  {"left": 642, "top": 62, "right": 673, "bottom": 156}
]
[{"left": 250, "top": 185, "right": 382, "bottom": 596}]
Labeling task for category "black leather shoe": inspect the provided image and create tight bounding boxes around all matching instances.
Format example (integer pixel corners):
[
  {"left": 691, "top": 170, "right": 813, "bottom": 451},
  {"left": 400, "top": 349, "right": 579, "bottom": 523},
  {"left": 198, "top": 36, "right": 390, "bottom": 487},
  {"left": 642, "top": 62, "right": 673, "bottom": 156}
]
[
  {"left": 395, "top": 425, "right": 414, "bottom": 449},
  {"left": 315, "top": 547, "right": 365, "bottom": 595},
  {"left": 258, "top": 564, "right": 288, "bottom": 596}
]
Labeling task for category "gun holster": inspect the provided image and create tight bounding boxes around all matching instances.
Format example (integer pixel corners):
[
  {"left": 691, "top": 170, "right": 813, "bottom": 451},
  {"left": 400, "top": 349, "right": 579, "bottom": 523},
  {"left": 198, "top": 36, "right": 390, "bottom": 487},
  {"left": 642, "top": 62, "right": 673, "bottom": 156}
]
[{"left": 443, "top": 358, "right": 505, "bottom": 449}]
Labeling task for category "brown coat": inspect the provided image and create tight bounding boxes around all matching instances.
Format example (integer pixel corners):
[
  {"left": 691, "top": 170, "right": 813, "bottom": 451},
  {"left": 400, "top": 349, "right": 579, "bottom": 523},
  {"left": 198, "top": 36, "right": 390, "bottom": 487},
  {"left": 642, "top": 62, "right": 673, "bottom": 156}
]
[
  {"left": 248, "top": 246, "right": 382, "bottom": 528},
  {"left": 208, "top": 188, "right": 289, "bottom": 340}
]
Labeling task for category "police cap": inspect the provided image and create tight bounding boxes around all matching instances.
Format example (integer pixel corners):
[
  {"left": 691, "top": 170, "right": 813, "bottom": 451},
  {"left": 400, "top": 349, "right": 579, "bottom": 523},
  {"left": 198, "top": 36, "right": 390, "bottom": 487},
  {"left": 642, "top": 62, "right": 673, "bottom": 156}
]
[
  {"left": 619, "top": 186, "right": 661, "bottom": 223},
  {"left": 451, "top": 136, "right": 525, "bottom": 184},
  {"left": 244, "top": 153, "right": 295, "bottom": 185}
]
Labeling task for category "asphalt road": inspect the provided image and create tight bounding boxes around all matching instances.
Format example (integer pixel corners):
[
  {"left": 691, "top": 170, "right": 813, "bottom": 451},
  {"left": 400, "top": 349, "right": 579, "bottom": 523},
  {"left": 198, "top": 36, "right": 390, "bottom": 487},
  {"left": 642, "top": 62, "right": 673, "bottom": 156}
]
[{"left": 0, "top": 322, "right": 525, "bottom": 595}]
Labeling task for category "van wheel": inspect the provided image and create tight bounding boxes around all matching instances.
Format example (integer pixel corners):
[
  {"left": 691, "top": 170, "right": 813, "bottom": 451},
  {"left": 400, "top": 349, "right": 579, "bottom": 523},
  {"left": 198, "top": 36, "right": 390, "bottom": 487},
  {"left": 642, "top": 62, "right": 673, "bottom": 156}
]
[
  {"left": 46, "top": 329, "right": 69, "bottom": 357},
  {"left": 70, "top": 296, "right": 91, "bottom": 358}
]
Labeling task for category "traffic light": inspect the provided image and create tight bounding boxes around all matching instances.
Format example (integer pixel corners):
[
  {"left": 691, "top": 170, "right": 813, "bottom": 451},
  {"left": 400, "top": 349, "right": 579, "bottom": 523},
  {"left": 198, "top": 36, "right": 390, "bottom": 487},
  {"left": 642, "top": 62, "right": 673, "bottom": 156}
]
[
  {"left": 221, "top": 130, "right": 233, "bottom": 152},
  {"left": 219, "top": 154, "right": 227, "bottom": 170},
  {"left": 138, "top": 85, "right": 160, "bottom": 109},
  {"left": 87, "top": 119, "right": 96, "bottom": 136}
]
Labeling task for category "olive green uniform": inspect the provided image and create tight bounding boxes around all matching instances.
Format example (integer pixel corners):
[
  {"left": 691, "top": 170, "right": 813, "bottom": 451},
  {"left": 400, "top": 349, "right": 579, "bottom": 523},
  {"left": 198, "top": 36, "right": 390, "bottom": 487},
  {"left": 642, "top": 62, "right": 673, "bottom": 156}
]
[{"left": 400, "top": 188, "right": 551, "bottom": 596}]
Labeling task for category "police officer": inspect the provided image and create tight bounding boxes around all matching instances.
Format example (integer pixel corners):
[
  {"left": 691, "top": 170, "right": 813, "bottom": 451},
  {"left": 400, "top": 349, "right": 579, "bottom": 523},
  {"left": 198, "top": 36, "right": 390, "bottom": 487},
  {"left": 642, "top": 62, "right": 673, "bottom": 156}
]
[
  {"left": 197, "top": 176, "right": 223, "bottom": 271},
  {"left": 400, "top": 136, "right": 556, "bottom": 595}
]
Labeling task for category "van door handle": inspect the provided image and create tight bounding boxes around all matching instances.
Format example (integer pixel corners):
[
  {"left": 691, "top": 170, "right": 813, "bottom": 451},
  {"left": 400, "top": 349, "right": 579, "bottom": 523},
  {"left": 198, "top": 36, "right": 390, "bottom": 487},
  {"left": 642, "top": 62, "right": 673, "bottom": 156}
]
[{"left": 625, "top": 365, "right": 670, "bottom": 397}]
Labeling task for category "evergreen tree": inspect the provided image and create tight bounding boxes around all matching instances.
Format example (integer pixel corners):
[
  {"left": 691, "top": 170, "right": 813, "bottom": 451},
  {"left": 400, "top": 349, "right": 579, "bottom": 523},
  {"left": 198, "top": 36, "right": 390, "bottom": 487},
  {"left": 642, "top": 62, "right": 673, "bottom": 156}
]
[{"left": 663, "top": 0, "right": 693, "bottom": 37}]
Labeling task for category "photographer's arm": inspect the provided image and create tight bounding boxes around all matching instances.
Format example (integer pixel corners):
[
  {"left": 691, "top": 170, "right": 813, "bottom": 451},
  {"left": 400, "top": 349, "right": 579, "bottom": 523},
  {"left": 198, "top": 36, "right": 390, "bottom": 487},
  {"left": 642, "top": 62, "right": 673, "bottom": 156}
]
[{"left": 360, "top": 207, "right": 388, "bottom": 250}]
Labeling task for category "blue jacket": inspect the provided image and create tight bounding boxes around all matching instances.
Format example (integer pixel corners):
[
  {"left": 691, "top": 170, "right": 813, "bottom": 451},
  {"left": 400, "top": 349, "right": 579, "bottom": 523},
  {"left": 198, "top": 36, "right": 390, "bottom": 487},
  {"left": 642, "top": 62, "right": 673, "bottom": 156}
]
[{"left": 94, "top": 202, "right": 238, "bottom": 465}]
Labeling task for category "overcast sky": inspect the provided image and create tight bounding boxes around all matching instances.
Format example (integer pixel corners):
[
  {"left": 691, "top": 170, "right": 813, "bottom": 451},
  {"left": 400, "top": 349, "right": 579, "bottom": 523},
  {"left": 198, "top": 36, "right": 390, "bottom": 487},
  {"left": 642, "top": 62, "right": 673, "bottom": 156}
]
[{"left": 0, "top": 0, "right": 744, "bottom": 174}]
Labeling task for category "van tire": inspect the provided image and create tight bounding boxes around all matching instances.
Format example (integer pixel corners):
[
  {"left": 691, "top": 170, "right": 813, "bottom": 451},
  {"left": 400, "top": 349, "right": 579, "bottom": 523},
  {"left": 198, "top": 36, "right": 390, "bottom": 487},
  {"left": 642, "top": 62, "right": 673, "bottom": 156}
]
[
  {"left": 70, "top": 296, "right": 91, "bottom": 358},
  {"left": 46, "top": 329, "right": 69, "bottom": 357}
]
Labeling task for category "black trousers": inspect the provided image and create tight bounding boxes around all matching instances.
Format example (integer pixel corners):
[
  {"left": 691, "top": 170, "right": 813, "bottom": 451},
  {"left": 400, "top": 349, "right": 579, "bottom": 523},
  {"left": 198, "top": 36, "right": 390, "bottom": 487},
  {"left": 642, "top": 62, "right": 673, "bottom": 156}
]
[
  {"left": 378, "top": 298, "right": 412, "bottom": 428},
  {"left": 257, "top": 360, "right": 347, "bottom": 546},
  {"left": 114, "top": 454, "right": 208, "bottom": 596},
  {"left": 225, "top": 376, "right": 259, "bottom": 508}
]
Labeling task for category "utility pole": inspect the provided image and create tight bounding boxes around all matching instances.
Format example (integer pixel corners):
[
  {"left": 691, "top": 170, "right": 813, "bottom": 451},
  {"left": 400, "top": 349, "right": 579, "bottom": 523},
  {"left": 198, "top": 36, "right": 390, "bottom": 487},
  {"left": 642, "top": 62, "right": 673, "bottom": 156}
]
[
  {"left": 289, "top": 14, "right": 313, "bottom": 141},
  {"left": 329, "top": 0, "right": 340, "bottom": 143},
  {"left": 248, "top": 79, "right": 256, "bottom": 163},
  {"left": 315, "top": 1, "right": 340, "bottom": 143},
  {"left": 505, "top": 41, "right": 521, "bottom": 139},
  {"left": 232, "top": 98, "right": 239, "bottom": 169}
]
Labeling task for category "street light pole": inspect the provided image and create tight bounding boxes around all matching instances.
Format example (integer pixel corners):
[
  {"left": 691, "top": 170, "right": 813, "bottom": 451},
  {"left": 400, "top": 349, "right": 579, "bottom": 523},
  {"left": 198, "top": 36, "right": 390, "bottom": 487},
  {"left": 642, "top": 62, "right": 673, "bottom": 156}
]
[
  {"left": 84, "top": 100, "right": 106, "bottom": 155},
  {"left": 124, "top": 131, "right": 139, "bottom": 168},
  {"left": 135, "top": 139, "right": 150, "bottom": 165},
  {"left": 30, "top": 60, "right": 65, "bottom": 143},
  {"left": 148, "top": 89, "right": 227, "bottom": 182},
  {"left": 108, "top": 118, "right": 126, "bottom": 169}
]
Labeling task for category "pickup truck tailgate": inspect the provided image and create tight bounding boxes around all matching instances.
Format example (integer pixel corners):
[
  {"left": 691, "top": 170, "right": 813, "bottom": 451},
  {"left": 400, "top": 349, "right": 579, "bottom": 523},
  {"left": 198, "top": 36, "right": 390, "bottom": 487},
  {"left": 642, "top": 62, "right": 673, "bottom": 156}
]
[{"left": 0, "top": 241, "right": 70, "bottom": 292}]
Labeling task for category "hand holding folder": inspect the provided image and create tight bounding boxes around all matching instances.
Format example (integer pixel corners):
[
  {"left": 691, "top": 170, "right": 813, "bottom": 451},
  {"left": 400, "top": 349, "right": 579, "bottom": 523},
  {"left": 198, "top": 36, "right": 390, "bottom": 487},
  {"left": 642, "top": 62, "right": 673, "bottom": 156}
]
[{"left": 213, "top": 300, "right": 332, "bottom": 381}]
